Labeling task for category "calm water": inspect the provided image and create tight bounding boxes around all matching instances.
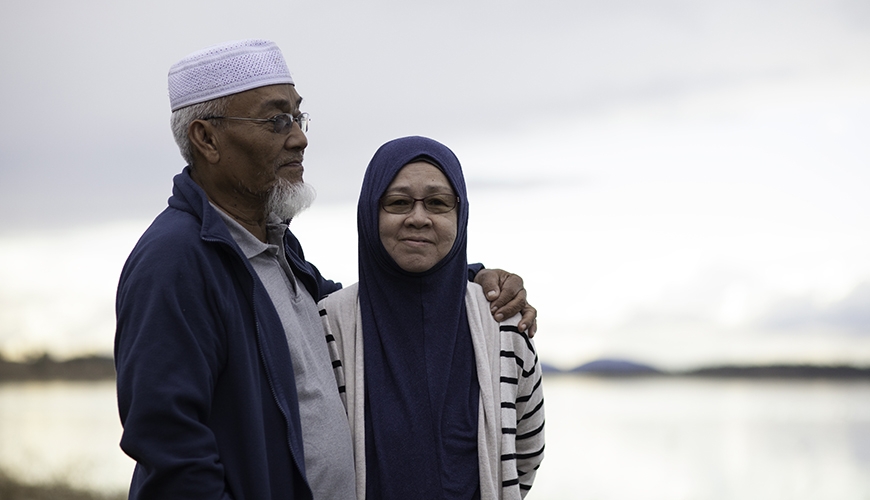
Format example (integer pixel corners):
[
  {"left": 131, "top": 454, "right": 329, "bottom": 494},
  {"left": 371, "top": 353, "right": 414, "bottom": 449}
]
[
  {"left": 533, "top": 376, "right": 870, "bottom": 500},
  {"left": 1, "top": 377, "right": 869, "bottom": 499},
  {"left": 0, "top": 380, "right": 133, "bottom": 494}
]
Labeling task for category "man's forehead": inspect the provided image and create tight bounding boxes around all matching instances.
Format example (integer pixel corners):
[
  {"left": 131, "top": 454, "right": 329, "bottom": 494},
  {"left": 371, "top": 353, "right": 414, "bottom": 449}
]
[{"left": 227, "top": 84, "right": 303, "bottom": 114}]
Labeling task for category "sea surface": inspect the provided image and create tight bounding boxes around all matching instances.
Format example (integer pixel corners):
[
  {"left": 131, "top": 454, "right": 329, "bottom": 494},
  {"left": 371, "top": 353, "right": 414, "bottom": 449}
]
[{"left": 1, "top": 377, "right": 869, "bottom": 499}]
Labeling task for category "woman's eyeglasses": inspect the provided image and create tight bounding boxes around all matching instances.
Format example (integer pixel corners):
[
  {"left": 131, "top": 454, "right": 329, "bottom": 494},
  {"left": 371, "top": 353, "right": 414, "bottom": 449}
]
[{"left": 380, "top": 194, "right": 459, "bottom": 214}]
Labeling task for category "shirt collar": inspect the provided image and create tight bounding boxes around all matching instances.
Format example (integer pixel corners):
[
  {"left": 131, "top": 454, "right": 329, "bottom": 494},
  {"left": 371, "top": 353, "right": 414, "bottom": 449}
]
[{"left": 211, "top": 204, "right": 288, "bottom": 260}]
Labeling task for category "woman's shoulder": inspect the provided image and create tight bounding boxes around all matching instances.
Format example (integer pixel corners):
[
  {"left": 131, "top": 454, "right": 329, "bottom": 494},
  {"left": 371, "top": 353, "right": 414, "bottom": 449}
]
[
  {"left": 317, "top": 284, "right": 360, "bottom": 345},
  {"left": 465, "top": 281, "right": 522, "bottom": 328},
  {"left": 466, "top": 282, "right": 537, "bottom": 366},
  {"left": 319, "top": 282, "right": 359, "bottom": 308},
  {"left": 318, "top": 283, "right": 360, "bottom": 329}
]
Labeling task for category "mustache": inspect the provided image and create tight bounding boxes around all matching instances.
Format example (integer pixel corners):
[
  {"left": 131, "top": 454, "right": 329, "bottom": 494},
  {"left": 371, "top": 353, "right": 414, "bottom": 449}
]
[{"left": 277, "top": 151, "right": 304, "bottom": 166}]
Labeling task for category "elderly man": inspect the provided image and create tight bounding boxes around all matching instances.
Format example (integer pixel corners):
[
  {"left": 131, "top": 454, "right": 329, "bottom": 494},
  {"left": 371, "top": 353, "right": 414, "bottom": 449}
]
[{"left": 115, "top": 39, "right": 536, "bottom": 500}]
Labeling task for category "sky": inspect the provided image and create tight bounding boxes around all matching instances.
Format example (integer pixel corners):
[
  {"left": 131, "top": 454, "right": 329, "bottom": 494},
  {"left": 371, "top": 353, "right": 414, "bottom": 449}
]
[{"left": 1, "top": 0, "right": 869, "bottom": 369}]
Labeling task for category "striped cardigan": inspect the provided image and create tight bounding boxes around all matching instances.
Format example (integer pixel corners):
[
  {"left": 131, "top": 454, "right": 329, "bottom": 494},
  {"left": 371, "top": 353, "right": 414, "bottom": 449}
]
[{"left": 318, "top": 281, "right": 545, "bottom": 500}]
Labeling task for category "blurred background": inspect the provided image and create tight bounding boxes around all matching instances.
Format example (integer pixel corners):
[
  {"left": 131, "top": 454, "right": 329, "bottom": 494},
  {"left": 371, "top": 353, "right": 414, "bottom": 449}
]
[{"left": 1, "top": 0, "right": 869, "bottom": 498}]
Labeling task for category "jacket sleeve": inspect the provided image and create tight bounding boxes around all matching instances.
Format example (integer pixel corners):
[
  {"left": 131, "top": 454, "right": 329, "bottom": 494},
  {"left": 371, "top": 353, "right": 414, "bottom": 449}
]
[
  {"left": 511, "top": 329, "right": 545, "bottom": 497},
  {"left": 467, "top": 262, "right": 485, "bottom": 281},
  {"left": 115, "top": 235, "right": 234, "bottom": 500}
]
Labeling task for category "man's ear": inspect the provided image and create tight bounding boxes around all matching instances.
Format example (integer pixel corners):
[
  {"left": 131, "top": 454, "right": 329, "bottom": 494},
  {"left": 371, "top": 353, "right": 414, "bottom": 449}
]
[{"left": 189, "top": 119, "right": 221, "bottom": 164}]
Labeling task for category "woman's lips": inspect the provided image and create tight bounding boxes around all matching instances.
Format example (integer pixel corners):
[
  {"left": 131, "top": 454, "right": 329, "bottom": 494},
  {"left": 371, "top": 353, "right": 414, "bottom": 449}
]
[{"left": 399, "top": 237, "right": 433, "bottom": 247}]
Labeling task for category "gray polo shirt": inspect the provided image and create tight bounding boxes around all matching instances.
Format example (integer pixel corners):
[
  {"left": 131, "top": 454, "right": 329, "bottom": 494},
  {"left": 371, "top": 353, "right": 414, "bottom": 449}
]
[{"left": 215, "top": 207, "right": 356, "bottom": 500}]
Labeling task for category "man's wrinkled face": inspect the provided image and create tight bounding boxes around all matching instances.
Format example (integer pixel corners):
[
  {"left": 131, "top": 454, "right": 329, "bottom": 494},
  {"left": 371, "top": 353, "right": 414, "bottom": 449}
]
[{"left": 216, "top": 84, "right": 308, "bottom": 203}]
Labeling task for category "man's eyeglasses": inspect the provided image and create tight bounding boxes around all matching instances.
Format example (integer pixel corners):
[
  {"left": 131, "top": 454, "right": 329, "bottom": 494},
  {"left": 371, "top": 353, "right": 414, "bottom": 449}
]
[
  {"left": 380, "top": 193, "right": 460, "bottom": 214},
  {"left": 204, "top": 112, "right": 310, "bottom": 134}
]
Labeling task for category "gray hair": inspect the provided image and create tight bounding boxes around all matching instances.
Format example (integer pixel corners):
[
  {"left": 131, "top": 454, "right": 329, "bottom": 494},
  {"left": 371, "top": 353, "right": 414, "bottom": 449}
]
[{"left": 170, "top": 96, "right": 231, "bottom": 165}]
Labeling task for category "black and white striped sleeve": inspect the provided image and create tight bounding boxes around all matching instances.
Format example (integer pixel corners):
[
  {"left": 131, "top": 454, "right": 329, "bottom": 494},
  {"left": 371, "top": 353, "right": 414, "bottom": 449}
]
[
  {"left": 500, "top": 324, "right": 545, "bottom": 497},
  {"left": 319, "top": 304, "right": 348, "bottom": 411}
]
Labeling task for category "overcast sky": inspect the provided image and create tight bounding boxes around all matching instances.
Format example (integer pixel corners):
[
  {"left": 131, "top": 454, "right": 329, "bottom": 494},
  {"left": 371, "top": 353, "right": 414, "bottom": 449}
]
[
  {"left": 1, "top": 0, "right": 869, "bottom": 366},
  {"left": 2, "top": 0, "right": 867, "bottom": 231}
]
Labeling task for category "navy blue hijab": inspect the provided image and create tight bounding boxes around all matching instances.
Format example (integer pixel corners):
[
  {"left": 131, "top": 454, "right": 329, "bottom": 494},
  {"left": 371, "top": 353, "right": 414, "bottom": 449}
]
[{"left": 358, "top": 136, "right": 480, "bottom": 499}]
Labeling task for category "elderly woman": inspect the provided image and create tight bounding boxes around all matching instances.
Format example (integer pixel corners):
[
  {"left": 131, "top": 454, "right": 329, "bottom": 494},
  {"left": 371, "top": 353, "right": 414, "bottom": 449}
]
[{"left": 318, "top": 136, "right": 544, "bottom": 499}]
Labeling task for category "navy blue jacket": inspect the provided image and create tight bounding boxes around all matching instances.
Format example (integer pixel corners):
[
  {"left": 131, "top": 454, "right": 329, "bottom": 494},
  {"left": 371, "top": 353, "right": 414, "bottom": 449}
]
[{"left": 114, "top": 168, "right": 340, "bottom": 500}]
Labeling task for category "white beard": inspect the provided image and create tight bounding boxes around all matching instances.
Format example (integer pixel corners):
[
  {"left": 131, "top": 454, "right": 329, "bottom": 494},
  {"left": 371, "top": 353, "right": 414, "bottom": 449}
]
[{"left": 266, "top": 179, "right": 317, "bottom": 221}]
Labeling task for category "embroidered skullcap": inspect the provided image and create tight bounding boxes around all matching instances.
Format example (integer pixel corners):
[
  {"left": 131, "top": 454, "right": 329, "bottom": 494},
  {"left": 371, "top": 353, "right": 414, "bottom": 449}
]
[{"left": 168, "top": 39, "right": 294, "bottom": 111}]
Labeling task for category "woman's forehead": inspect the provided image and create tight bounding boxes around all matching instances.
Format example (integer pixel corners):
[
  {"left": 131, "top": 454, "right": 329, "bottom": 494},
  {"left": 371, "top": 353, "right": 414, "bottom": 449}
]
[{"left": 386, "top": 162, "right": 454, "bottom": 192}]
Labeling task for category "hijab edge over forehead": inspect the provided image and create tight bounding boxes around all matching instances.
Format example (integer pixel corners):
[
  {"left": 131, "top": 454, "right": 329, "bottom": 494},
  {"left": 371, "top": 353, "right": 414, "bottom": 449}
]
[{"left": 358, "top": 135, "right": 469, "bottom": 277}]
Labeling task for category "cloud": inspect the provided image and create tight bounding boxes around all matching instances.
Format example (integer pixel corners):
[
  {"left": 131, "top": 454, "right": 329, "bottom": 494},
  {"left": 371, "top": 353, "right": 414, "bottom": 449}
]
[
  {"left": 759, "top": 282, "right": 870, "bottom": 334},
  {"left": 3, "top": 0, "right": 870, "bottom": 234},
  {"left": 466, "top": 176, "right": 586, "bottom": 191}
]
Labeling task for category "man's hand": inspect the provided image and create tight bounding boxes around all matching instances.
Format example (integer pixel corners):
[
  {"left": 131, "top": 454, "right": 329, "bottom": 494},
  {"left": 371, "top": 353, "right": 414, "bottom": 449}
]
[{"left": 474, "top": 268, "right": 538, "bottom": 337}]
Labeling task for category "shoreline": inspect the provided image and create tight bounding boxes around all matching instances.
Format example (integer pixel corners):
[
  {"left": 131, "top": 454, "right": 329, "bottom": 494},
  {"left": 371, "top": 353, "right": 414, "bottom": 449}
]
[
  {"left": 0, "top": 355, "right": 115, "bottom": 382},
  {"left": 542, "top": 361, "right": 870, "bottom": 379},
  {"left": 3, "top": 354, "right": 870, "bottom": 382}
]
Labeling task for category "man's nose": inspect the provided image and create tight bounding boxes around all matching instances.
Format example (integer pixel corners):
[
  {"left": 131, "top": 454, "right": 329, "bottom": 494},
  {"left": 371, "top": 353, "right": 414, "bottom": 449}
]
[{"left": 284, "top": 123, "right": 308, "bottom": 149}]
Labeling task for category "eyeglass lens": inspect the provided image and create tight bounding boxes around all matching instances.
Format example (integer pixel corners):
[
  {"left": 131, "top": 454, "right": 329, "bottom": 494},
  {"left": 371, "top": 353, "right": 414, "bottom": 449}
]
[
  {"left": 275, "top": 113, "right": 309, "bottom": 134},
  {"left": 381, "top": 194, "right": 457, "bottom": 214}
]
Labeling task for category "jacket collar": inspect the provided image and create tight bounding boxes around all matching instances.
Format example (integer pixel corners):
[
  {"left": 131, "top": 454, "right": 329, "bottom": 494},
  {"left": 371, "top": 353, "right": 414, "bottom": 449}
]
[
  {"left": 168, "top": 165, "right": 324, "bottom": 300},
  {"left": 168, "top": 166, "right": 240, "bottom": 247}
]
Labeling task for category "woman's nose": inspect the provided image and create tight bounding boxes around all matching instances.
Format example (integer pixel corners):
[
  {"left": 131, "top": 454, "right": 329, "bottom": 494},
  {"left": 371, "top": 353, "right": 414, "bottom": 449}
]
[{"left": 404, "top": 202, "right": 432, "bottom": 226}]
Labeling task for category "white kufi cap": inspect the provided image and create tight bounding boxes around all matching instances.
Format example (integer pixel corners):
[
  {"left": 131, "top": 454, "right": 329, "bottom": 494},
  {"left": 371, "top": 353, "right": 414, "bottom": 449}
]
[{"left": 168, "top": 39, "right": 294, "bottom": 111}]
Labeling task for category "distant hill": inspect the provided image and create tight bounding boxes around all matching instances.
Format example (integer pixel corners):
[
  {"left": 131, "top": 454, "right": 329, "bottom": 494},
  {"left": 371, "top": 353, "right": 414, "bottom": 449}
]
[
  {"left": 571, "top": 358, "right": 662, "bottom": 375},
  {"left": 540, "top": 358, "right": 661, "bottom": 376},
  {"left": 539, "top": 362, "right": 565, "bottom": 374}
]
